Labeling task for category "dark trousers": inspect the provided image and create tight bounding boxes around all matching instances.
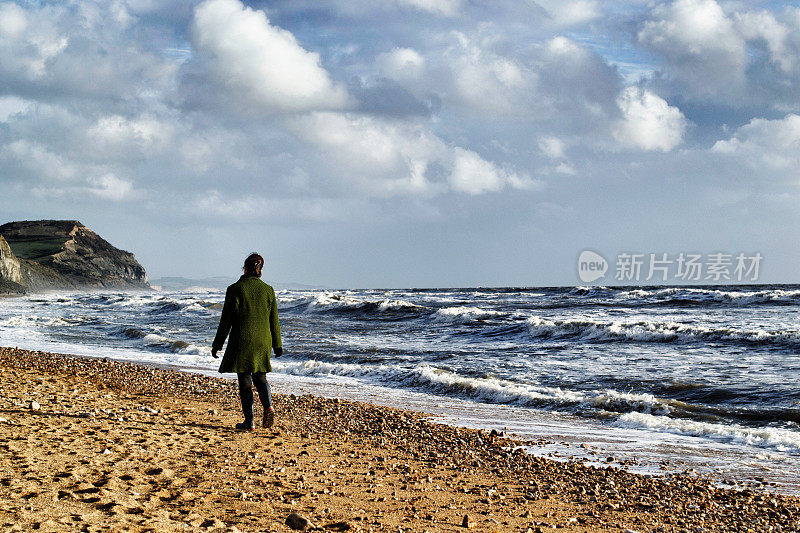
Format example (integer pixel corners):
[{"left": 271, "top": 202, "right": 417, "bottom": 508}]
[{"left": 237, "top": 372, "right": 272, "bottom": 422}]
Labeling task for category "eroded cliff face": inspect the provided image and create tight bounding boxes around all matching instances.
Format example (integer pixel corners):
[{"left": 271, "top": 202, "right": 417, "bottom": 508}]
[
  {"left": 0, "top": 236, "right": 21, "bottom": 284},
  {"left": 0, "top": 235, "right": 25, "bottom": 294},
  {"left": 0, "top": 220, "right": 151, "bottom": 292}
]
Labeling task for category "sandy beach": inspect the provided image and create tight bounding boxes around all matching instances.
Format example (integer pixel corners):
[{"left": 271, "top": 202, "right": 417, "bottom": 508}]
[{"left": 0, "top": 347, "right": 797, "bottom": 533}]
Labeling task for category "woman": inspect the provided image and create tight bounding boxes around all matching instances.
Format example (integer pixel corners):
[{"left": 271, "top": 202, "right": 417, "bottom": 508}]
[{"left": 212, "top": 253, "right": 283, "bottom": 430}]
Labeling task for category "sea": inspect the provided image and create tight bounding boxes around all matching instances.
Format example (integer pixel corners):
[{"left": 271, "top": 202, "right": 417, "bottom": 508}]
[{"left": 2, "top": 284, "right": 799, "bottom": 494}]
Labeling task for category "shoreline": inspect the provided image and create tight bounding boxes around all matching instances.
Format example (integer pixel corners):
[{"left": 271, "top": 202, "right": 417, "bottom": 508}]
[{"left": 1, "top": 347, "right": 799, "bottom": 532}]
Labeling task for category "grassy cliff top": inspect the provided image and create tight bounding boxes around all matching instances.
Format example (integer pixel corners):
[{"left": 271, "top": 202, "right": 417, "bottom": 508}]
[{"left": 0, "top": 220, "right": 84, "bottom": 261}]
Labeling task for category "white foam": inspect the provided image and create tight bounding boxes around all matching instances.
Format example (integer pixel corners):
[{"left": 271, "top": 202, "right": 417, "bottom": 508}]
[
  {"left": 271, "top": 358, "right": 680, "bottom": 417},
  {"left": 617, "top": 287, "right": 800, "bottom": 306},
  {"left": 377, "top": 299, "right": 421, "bottom": 311},
  {"left": 526, "top": 315, "right": 800, "bottom": 345},
  {"left": 281, "top": 291, "right": 423, "bottom": 313},
  {"left": 0, "top": 315, "right": 71, "bottom": 327},
  {"left": 616, "top": 412, "right": 800, "bottom": 453},
  {"left": 180, "top": 303, "right": 209, "bottom": 313},
  {"left": 433, "top": 306, "right": 502, "bottom": 322},
  {"left": 588, "top": 389, "right": 671, "bottom": 415}
]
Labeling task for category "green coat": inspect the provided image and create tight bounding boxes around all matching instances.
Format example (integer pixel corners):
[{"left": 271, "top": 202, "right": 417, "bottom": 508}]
[{"left": 213, "top": 275, "right": 282, "bottom": 373}]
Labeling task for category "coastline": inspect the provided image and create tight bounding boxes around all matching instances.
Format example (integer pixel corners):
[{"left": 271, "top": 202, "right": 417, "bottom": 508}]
[{"left": 1, "top": 347, "right": 798, "bottom": 533}]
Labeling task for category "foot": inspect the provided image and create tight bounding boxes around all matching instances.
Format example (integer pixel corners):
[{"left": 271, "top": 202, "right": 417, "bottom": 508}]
[
  {"left": 263, "top": 408, "right": 275, "bottom": 428},
  {"left": 235, "top": 421, "right": 254, "bottom": 431}
]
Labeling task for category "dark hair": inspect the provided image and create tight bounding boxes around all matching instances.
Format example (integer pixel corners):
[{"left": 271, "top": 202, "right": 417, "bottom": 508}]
[{"left": 243, "top": 253, "right": 264, "bottom": 277}]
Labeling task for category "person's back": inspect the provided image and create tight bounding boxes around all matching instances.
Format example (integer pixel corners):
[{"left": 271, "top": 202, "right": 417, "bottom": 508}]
[
  {"left": 212, "top": 253, "right": 282, "bottom": 430},
  {"left": 216, "top": 276, "right": 279, "bottom": 374}
]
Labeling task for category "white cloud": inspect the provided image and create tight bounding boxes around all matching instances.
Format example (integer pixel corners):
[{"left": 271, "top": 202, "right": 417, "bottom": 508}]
[
  {"left": 735, "top": 10, "right": 792, "bottom": 72},
  {"left": 31, "top": 174, "right": 140, "bottom": 202},
  {"left": 0, "top": 139, "right": 78, "bottom": 181},
  {"left": 638, "top": 0, "right": 746, "bottom": 92},
  {"left": 0, "top": 1, "right": 177, "bottom": 105},
  {"left": 289, "top": 112, "right": 444, "bottom": 196},
  {"left": 537, "top": 0, "right": 601, "bottom": 27},
  {"left": 540, "top": 36, "right": 620, "bottom": 120},
  {"left": 539, "top": 136, "right": 566, "bottom": 159},
  {"left": 450, "top": 147, "right": 540, "bottom": 195},
  {"left": 0, "top": 2, "right": 26, "bottom": 38},
  {"left": 192, "top": 190, "right": 367, "bottom": 222},
  {"left": 449, "top": 148, "right": 506, "bottom": 194},
  {"left": 371, "top": 32, "right": 619, "bottom": 125},
  {"left": 395, "top": 0, "right": 461, "bottom": 17},
  {"left": 377, "top": 47, "right": 425, "bottom": 81},
  {"left": 87, "top": 115, "right": 174, "bottom": 157},
  {"left": 443, "top": 32, "right": 530, "bottom": 114},
  {"left": 191, "top": 0, "right": 350, "bottom": 113},
  {"left": 712, "top": 114, "right": 800, "bottom": 169},
  {"left": 554, "top": 162, "right": 577, "bottom": 175},
  {"left": 0, "top": 96, "right": 30, "bottom": 122},
  {"left": 87, "top": 173, "right": 137, "bottom": 201},
  {"left": 0, "top": 2, "right": 68, "bottom": 80},
  {"left": 290, "top": 112, "right": 536, "bottom": 196},
  {"left": 612, "top": 86, "right": 687, "bottom": 152}
]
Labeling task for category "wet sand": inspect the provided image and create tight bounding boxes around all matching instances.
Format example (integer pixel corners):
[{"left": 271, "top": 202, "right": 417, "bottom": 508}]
[{"left": 0, "top": 346, "right": 798, "bottom": 533}]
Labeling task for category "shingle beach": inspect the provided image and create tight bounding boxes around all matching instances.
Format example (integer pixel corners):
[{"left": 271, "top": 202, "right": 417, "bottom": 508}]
[{"left": 0, "top": 347, "right": 797, "bottom": 532}]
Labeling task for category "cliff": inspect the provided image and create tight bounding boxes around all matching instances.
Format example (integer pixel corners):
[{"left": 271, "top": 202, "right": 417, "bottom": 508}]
[
  {"left": 0, "top": 220, "right": 150, "bottom": 293},
  {"left": 0, "top": 235, "right": 25, "bottom": 294}
]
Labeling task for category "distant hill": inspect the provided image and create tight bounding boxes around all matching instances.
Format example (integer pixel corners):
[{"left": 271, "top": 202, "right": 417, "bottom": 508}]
[
  {"left": 151, "top": 276, "right": 325, "bottom": 291},
  {"left": 0, "top": 220, "right": 150, "bottom": 293},
  {"left": 150, "top": 276, "right": 234, "bottom": 291}
]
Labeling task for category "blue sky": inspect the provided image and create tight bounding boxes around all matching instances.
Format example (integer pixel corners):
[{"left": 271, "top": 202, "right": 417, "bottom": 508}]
[{"left": 2, "top": 0, "right": 800, "bottom": 287}]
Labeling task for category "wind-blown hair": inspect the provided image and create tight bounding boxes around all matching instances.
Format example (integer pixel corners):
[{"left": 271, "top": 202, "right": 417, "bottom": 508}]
[{"left": 243, "top": 253, "right": 264, "bottom": 278}]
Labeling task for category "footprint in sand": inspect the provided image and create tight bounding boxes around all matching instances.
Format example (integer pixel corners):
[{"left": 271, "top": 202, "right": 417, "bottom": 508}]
[
  {"left": 53, "top": 471, "right": 72, "bottom": 481},
  {"left": 96, "top": 501, "right": 118, "bottom": 513}
]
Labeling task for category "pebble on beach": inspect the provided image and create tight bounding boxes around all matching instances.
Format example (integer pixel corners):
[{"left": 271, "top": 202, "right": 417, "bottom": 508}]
[
  {"left": 0, "top": 345, "right": 799, "bottom": 533},
  {"left": 285, "top": 512, "right": 312, "bottom": 530}
]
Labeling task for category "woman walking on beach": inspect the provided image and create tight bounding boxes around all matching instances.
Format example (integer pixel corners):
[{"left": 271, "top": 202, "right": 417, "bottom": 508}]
[{"left": 212, "top": 253, "right": 283, "bottom": 431}]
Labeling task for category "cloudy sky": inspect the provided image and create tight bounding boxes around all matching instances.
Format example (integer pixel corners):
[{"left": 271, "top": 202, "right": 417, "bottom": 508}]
[{"left": 2, "top": 0, "right": 800, "bottom": 287}]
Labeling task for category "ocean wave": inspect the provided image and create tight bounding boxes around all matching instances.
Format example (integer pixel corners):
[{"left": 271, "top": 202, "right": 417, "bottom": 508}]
[
  {"left": 198, "top": 300, "right": 224, "bottom": 310},
  {"left": 275, "top": 359, "right": 583, "bottom": 408},
  {"left": 275, "top": 357, "right": 799, "bottom": 449},
  {"left": 616, "top": 411, "right": 800, "bottom": 453},
  {"left": 179, "top": 300, "right": 223, "bottom": 313},
  {"left": 283, "top": 292, "right": 425, "bottom": 315},
  {"left": 568, "top": 286, "right": 612, "bottom": 296},
  {"left": 119, "top": 327, "right": 209, "bottom": 355},
  {"left": 127, "top": 296, "right": 223, "bottom": 315},
  {"left": 433, "top": 306, "right": 503, "bottom": 323},
  {"left": 0, "top": 315, "right": 73, "bottom": 327},
  {"left": 588, "top": 389, "right": 671, "bottom": 416},
  {"left": 526, "top": 315, "right": 800, "bottom": 346},
  {"left": 274, "top": 359, "right": 685, "bottom": 416},
  {"left": 617, "top": 287, "right": 800, "bottom": 306}
]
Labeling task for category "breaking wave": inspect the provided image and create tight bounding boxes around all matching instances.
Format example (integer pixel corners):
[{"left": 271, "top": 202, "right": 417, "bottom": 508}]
[
  {"left": 283, "top": 292, "right": 425, "bottom": 314},
  {"left": 616, "top": 287, "right": 800, "bottom": 307},
  {"left": 276, "top": 359, "right": 693, "bottom": 418},
  {"left": 526, "top": 316, "right": 800, "bottom": 347},
  {"left": 616, "top": 412, "right": 800, "bottom": 453},
  {"left": 119, "top": 327, "right": 209, "bottom": 355},
  {"left": 433, "top": 306, "right": 503, "bottom": 323}
]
